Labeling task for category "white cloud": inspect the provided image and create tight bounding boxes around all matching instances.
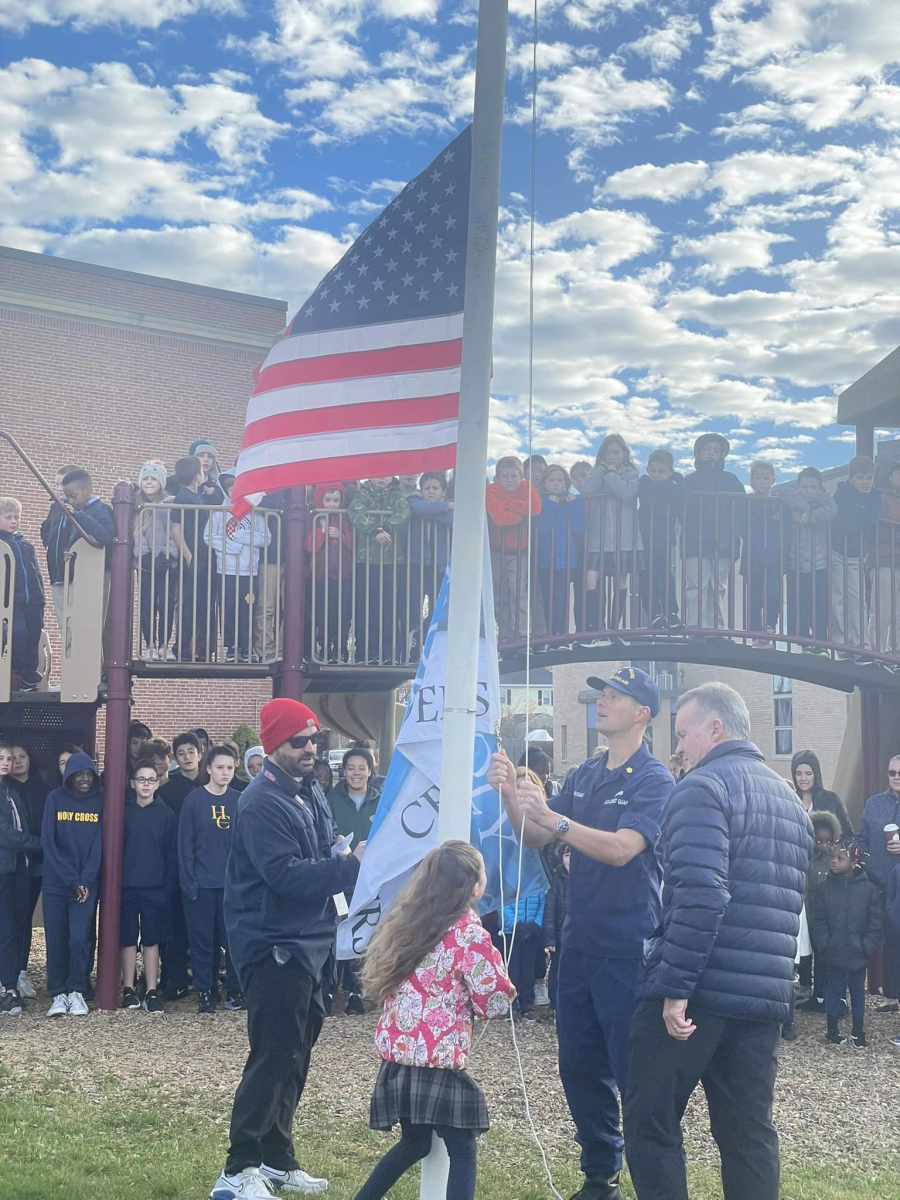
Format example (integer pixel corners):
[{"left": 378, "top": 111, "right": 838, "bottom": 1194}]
[
  {"left": 674, "top": 225, "right": 795, "bottom": 280},
  {"left": 0, "top": 0, "right": 240, "bottom": 32},
  {"left": 531, "top": 62, "right": 673, "bottom": 147},
  {"left": 624, "top": 14, "right": 702, "bottom": 71},
  {"left": 599, "top": 160, "right": 710, "bottom": 202}
]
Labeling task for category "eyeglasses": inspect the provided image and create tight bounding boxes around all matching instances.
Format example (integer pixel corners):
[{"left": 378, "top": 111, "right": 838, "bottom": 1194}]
[
  {"left": 134, "top": 776, "right": 157, "bottom": 785},
  {"left": 289, "top": 734, "right": 319, "bottom": 749}
]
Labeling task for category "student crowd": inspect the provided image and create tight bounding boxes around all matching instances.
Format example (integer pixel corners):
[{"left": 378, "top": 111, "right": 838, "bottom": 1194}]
[{"left": 4, "top": 432, "right": 900, "bottom": 686}]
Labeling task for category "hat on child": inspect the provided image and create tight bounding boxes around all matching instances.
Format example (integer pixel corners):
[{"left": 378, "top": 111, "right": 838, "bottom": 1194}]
[
  {"left": 585, "top": 667, "right": 660, "bottom": 718},
  {"left": 647, "top": 449, "right": 674, "bottom": 470},
  {"left": 693, "top": 433, "right": 731, "bottom": 460},
  {"left": 259, "top": 698, "right": 319, "bottom": 754},
  {"left": 313, "top": 482, "right": 346, "bottom": 507},
  {"left": 188, "top": 438, "right": 218, "bottom": 461},
  {"left": 138, "top": 461, "right": 168, "bottom": 491}
]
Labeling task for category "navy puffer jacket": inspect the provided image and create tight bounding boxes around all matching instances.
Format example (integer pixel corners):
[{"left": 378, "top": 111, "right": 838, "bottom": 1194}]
[{"left": 641, "top": 740, "right": 812, "bottom": 1024}]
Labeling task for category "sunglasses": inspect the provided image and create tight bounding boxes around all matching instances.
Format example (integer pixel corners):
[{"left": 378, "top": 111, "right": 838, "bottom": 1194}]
[
  {"left": 289, "top": 734, "right": 320, "bottom": 750},
  {"left": 889, "top": 770, "right": 900, "bottom": 778}
]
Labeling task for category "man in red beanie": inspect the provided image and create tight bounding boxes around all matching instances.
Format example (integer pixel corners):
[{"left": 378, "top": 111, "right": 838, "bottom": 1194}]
[{"left": 212, "top": 698, "right": 364, "bottom": 1200}]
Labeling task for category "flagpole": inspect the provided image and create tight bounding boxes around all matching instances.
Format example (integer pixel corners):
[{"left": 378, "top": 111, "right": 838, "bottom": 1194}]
[{"left": 422, "top": 0, "right": 509, "bottom": 1194}]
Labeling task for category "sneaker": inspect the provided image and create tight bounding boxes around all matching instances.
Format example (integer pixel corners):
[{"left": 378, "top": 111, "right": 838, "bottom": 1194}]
[
  {"left": 210, "top": 1168, "right": 276, "bottom": 1199},
  {"left": 46, "top": 994, "right": 69, "bottom": 1017},
  {"left": 224, "top": 992, "right": 245, "bottom": 1011},
  {"left": 199, "top": 990, "right": 218, "bottom": 1014},
  {"left": 534, "top": 981, "right": 550, "bottom": 1006},
  {"left": 851, "top": 1031, "right": 867, "bottom": 1048},
  {"left": 260, "top": 1165, "right": 328, "bottom": 1193},
  {"left": 143, "top": 989, "right": 165, "bottom": 1014},
  {"left": 569, "top": 1173, "right": 623, "bottom": 1200},
  {"left": 0, "top": 990, "right": 23, "bottom": 1014},
  {"left": 889, "top": 1033, "right": 900, "bottom": 1048},
  {"left": 345, "top": 992, "right": 365, "bottom": 1016},
  {"left": 522, "top": 1007, "right": 538, "bottom": 1022},
  {"left": 781, "top": 1025, "right": 798, "bottom": 1042},
  {"left": 650, "top": 614, "right": 669, "bottom": 631},
  {"left": 875, "top": 999, "right": 899, "bottom": 1013},
  {"left": 797, "top": 996, "right": 825, "bottom": 1013},
  {"left": 121, "top": 987, "right": 141, "bottom": 1010},
  {"left": 17, "top": 971, "right": 37, "bottom": 999},
  {"left": 68, "top": 991, "right": 89, "bottom": 1016},
  {"left": 164, "top": 985, "right": 190, "bottom": 1002}
]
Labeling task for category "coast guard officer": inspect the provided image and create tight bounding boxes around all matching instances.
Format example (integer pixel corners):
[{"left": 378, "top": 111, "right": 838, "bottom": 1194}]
[{"left": 490, "top": 667, "right": 674, "bottom": 1200}]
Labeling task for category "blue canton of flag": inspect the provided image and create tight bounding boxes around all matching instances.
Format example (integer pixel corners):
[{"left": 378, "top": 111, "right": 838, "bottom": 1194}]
[{"left": 296, "top": 124, "right": 471, "bottom": 334}]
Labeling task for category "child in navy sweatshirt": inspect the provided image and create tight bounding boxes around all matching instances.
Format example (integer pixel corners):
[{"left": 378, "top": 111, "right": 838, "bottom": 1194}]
[
  {"left": 0, "top": 497, "right": 45, "bottom": 690},
  {"left": 120, "top": 759, "right": 178, "bottom": 1013},
  {"left": 178, "top": 745, "right": 242, "bottom": 1013},
  {"left": 638, "top": 450, "right": 685, "bottom": 630},
  {"left": 41, "top": 752, "right": 103, "bottom": 1016},
  {"left": 740, "top": 460, "right": 786, "bottom": 642},
  {"left": 831, "top": 456, "right": 881, "bottom": 652}
]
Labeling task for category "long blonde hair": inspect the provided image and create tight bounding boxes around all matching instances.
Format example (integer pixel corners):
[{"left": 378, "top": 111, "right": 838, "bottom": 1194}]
[{"left": 362, "top": 841, "right": 484, "bottom": 1003}]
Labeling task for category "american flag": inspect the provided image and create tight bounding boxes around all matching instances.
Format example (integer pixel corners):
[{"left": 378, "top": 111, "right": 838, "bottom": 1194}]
[{"left": 231, "top": 125, "right": 472, "bottom": 516}]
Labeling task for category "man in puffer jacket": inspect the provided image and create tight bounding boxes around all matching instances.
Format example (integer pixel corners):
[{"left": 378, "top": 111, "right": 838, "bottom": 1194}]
[{"left": 624, "top": 682, "right": 812, "bottom": 1200}]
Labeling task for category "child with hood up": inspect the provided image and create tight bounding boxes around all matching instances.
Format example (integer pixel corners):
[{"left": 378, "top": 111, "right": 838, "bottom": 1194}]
[
  {"left": 307, "top": 483, "right": 354, "bottom": 661},
  {"left": 682, "top": 434, "right": 745, "bottom": 632},
  {"left": 41, "top": 751, "right": 103, "bottom": 1017}
]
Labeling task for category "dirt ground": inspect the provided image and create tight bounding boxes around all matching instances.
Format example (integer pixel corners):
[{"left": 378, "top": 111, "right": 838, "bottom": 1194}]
[{"left": 3, "top": 935, "right": 899, "bottom": 1172}]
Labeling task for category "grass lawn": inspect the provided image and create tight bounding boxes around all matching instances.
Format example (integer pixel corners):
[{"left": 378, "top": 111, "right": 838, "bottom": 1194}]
[{"left": 1, "top": 1075, "right": 896, "bottom": 1200}]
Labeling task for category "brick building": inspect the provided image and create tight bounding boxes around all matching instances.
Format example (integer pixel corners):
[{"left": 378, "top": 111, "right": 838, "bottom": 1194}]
[
  {"left": 552, "top": 659, "right": 850, "bottom": 789},
  {"left": 0, "top": 245, "right": 288, "bottom": 744}
]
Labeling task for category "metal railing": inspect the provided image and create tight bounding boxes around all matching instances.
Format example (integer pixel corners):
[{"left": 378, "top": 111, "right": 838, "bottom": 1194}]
[
  {"left": 308, "top": 506, "right": 450, "bottom": 666},
  {"left": 309, "top": 491, "right": 900, "bottom": 670},
  {"left": 132, "top": 501, "right": 282, "bottom": 666}
]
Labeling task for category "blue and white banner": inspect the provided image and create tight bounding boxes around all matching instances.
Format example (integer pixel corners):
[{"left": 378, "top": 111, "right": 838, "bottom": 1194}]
[{"left": 337, "top": 534, "right": 548, "bottom": 960}]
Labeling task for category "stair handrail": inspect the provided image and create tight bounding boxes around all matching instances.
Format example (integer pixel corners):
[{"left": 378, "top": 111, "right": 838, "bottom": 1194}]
[{"left": 0, "top": 430, "right": 101, "bottom": 548}]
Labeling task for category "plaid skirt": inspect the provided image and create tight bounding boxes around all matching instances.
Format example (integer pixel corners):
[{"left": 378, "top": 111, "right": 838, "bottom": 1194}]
[{"left": 369, "top": 1061, "right": 490, "bottom": 1133}]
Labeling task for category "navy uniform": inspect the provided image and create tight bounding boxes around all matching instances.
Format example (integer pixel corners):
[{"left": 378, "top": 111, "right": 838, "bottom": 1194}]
[{"left": 549, "top": 669, "right": 674, "bottom": 1194}]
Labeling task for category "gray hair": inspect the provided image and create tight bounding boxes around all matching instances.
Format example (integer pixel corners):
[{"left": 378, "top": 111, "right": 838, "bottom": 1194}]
[{"left": 676, "top": 682, "right": 751, "bottom": 740}]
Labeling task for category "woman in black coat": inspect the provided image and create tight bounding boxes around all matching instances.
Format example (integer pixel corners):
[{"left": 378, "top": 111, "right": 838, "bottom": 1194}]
[{"left": 791, "top": 749, "right": 853, "bottom": 838}]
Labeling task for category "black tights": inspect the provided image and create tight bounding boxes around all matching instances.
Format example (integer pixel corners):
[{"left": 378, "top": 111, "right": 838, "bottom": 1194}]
[{"left": 354, "top": 1120, "right": 477, "bottom": 1200}]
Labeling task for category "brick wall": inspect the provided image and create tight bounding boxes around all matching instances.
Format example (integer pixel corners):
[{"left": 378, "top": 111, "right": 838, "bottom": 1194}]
[{"left": 0, "top": 249, "right": 287, "bottom": 758}]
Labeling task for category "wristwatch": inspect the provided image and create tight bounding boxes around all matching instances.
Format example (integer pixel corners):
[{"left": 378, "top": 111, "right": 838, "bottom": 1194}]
[{"left": 556, "top": 816, "right": 571, "bottom": 837}]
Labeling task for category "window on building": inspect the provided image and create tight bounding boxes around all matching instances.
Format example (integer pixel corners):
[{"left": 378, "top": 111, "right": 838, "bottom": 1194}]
[
  {"left": 773, "top": 676, "right": 793, "bottom": 756},
  {"left": 503, "top": 688, "right": 513, "bottom": 708},
  {"left": 537, "top": 689, "right": 553, "bottom": 708}
]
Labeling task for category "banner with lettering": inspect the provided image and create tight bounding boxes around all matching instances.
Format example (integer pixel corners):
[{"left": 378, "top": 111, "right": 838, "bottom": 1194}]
[{"left": 337, "top": 535, "right": 548, "bottom": 960}]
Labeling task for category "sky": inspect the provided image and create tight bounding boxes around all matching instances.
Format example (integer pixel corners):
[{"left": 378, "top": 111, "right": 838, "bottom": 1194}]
[{"left": 3, "top": 0, "right": 900, "bottom": 476}]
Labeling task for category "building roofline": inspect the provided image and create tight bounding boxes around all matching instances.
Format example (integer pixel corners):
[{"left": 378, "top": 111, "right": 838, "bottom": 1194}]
[{"left": 0, "top": 245, "right": 288, "bottom": 312}]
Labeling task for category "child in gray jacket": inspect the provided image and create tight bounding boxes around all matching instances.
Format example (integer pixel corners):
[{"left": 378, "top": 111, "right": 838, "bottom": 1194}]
[{"left": 784, "top": 466, "right": 837, "bottom": 648}]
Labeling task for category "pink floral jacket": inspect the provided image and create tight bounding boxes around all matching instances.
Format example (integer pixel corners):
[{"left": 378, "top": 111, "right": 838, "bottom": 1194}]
[{"left": 374, "top": 910, "right": 516, "bottom": 1071}]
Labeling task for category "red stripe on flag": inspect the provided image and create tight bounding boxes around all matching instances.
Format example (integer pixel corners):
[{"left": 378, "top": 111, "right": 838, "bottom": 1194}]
[
  {"left": 230, "top": 446, "right": 458, "bottom": 518},
  {"left": 242, "top": 393, "right": 460, "bottom": 449},
  {"left": 255, "top": 338, "right": 462, "bottom": 394}
]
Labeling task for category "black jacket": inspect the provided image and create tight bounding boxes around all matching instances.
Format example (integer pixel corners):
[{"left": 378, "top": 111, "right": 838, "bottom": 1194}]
[
  {"left": 8, "top": 776, "right": 49, "bottom": 876},
  {"left": 41, "top": 496, "right": 114, "bottom": 581},
  {"left": 159, "top": 771, "right": 207, "bottom": 821},
  {"left": 640, "top": 740, "right": 813, "bottom": 1023},
  {"left": 0, "top": 780, "right": 42, "bottom": 876},
  {"left": 809, "top": 870, "right": 883, "bottom": 970},
  {"left": 122, "top": 796, "right": 178, "bottom": 891},
  {"left": 224, "top": 759, "right": 360, "bottom": 988},
  {"left": 0, "top": 531, "right": 45, "bottom": 608},
  {"left": 682, "top": 464, "right": 746, "bottom": 559},
  {"left": 542, "top": 870, "right": 568, "bottom": 949},
  {"left": 803, "top": 787, "right": 853, "bottom": 840}
]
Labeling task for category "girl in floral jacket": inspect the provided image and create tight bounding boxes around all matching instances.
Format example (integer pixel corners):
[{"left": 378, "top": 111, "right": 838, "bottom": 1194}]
[{"left": 355, "top": 841, "right": 515, "bottom": 1200}]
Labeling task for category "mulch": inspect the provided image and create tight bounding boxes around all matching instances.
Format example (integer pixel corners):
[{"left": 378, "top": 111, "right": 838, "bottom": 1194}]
[{"left": 2, "top": 934, "right": 899, "bottom": 1172}]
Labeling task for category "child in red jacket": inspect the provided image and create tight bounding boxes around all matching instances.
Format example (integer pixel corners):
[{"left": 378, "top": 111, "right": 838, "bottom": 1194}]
[
  {"left": 485, "top": 457, "right": 541, "bottom": 640},
  {"left": 307, "top": 483, "right": 353, "bottom": 661}
]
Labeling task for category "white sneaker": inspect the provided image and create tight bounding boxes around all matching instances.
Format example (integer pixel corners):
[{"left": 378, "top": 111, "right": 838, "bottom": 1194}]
[
  {"left": 260, "top": 1165, "right": 328, "bottom": 1193},
  {"left": 533, "top": 982, "right": 550, "bottom": 1006},
  {"left": 68, "top": 991, "right": 89, "bottom": 1015},
  {"left": 47, "top": 994, "right": 69, "bottom": 1017},
  {"left": 210, "top": 1168, "right": 276, "bottom": 1199},
  {"left": 17, "top": 971, "right": 37, "bottom": 999}
]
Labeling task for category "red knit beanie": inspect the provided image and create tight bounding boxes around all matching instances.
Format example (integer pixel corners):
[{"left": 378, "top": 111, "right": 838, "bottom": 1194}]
[{"left": 259, "top": 698, "right": 319, "bottom": 754}]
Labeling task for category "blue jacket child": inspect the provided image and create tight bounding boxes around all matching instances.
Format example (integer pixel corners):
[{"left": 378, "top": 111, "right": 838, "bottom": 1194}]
[
  {"left": 831, "top": 479, "right": 882, "bottom": 560},
  {"left": 40, "top": 752, "right": 103, "bottom": 1000},
  {"left": 638, "top": 468, "right": 685, "bottom": 556},
  {"left": 535, "top": 493, "right": 586, "bottom": 570},
  {"left": 683, "top": 434, "right": 746, "bottom": 560}
]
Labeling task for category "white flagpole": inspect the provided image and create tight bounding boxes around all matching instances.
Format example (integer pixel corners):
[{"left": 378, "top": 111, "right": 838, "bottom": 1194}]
[{"left": 421, "top": 0, "right": 509, "bottom": 1194}]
